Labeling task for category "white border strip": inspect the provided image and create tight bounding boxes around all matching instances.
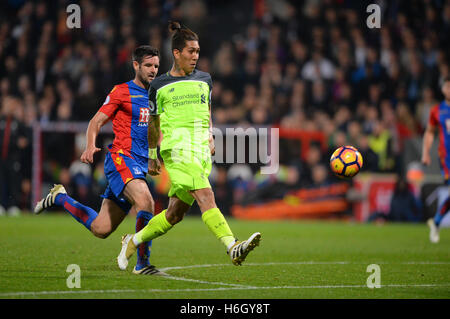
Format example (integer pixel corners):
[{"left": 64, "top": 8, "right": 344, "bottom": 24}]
[{"left": 2, "top": 283, "right": 450, "bottom": 297}]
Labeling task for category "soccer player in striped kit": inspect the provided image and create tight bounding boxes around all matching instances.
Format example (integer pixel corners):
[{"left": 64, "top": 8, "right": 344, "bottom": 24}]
[
  {"left": 34, "top": 46, "right": 165, "bottom": 275},
  {"left": 422, "top": 77, "right": 450, "bottom": 243}
]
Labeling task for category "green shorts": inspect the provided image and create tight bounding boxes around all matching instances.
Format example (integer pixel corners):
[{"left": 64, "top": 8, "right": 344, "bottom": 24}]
[{"left": 160, "top": 148, "right": 212, "bottom": 206}]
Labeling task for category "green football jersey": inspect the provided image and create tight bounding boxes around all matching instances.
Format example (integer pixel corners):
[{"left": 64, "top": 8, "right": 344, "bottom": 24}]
[{"left": 148, "top": 69, "right": 212, "bottom": 156}]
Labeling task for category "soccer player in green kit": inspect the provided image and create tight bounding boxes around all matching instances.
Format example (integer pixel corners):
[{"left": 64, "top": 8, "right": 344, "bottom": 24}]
[{"left": 117, "top": 21, "right": 261, "bottom": 270}]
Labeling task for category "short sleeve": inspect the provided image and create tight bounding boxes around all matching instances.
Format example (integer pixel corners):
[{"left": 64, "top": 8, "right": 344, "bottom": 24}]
[
  {"left": 428, "top": 105, "right": 439, "bottom": 127},
  {"left": 207, "top": 73, "right": 213, "bottom": 106},
  {"left": 98, "top": 86, "right": 122, "bottom": 118},
  {"left": 148, "top": 83, "right": 160, "bottom": 115}
]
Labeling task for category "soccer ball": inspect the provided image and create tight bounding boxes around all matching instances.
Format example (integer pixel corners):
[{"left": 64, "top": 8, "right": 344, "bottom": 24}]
[{"left": 330, "top": 146, "right": 363, "bottom": 178}]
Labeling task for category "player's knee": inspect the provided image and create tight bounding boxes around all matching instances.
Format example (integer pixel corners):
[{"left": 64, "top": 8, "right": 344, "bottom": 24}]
[
  {"left": 134, "top": 196, "right": 155, "bottom": 214},
  {"left": 195, "top": 189, "right": 216, "bottom": 211},
  {"left": 91, "top": 222, "right": 113, "bottom": 239}
]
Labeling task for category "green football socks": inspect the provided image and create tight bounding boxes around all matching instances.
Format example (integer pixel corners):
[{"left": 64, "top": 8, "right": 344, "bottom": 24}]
[
  {"left": 133, "top": 209, "right": 172, "bottom": 245},
  {"left": 133, "top": 207, "right": 236, "bottom": 250},
  {"left": 202, "top": 207, "right": 236, "bottom": 249}
]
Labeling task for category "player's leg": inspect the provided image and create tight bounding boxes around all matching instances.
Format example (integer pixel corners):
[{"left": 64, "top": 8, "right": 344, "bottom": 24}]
[
  {"left": 132, "top": 206, "right": 152, "bottom": 271},
  {"left": 133, "top": 193, "right": 190, "bottom": 243},
  {"left": 435, "top": 186, "right": 450, "bottom": 227},
  {"left": 119, "top": 154, "right": 196, "bottom": 259},
  {"left": 190, "top": 187, "right": 236, "bottom": 249},
  {"left": 34, "top": 183, "right": 128, "bottom": 237},
  {"left": 90, "top": 198, "right": 127, "bottom": 238},
  {"left": 117, "top": 193, "right": 189, "bottom": 271},
  {"left": 191, "top": 187, "right": 261, "bottom": 266},
  {"left": 121, "top": 178, "right": 165, "bottom": 274},
  {"left": 428, "top": 185, "right": 450, "bottom": 243},
  {"left": 34, "top": 184, "right": 99, "bottom": 231},
  {"left": 117, "top": 178, "right": 164, "bottom": 271}
]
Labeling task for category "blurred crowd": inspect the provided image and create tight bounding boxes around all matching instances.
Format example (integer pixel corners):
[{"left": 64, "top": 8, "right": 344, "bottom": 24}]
[{"left": 1, "top": 0, "right": 449, "bottom": 216}]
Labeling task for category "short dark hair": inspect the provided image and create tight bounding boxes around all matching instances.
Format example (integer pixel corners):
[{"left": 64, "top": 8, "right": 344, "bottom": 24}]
[
  {"left": 132, "top": 45, "right": 160, "bottom": 64},
  {"left": 168, "top": 21, "right": 199, "bottom": 53}
]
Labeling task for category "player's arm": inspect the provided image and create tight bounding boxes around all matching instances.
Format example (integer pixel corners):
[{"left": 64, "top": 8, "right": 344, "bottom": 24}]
[
  {"left": 421, "top": 123, "right": 436, "bottom": 166},
  {"left": 148, "top": 114, "right": 160, "bottom": 149},
  {"left": 208, "top": 102, "right": 215, "bottom": 155},
  {"left": 207, "top": 76, "right": 215, "bottom": 156},
  {"left": 422, "top": 105, "right": 439, "bottom": 166},
  {"left": 147, "top": 115, "right": 161, "bottom": 175},
  {"left": 80, "top": 111, "right": 110, "bottom": 164},
  {"left": 147, "top": 81, "right": 161, "bottom": 175}
]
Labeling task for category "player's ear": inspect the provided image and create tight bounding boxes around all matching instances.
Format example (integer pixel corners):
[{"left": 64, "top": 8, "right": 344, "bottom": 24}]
[
  {"left": 172, "top": 49, "right": 180, "bottom": 60},
  {"left": 132, "top": 60, "right": 140, "bottom": 72}
]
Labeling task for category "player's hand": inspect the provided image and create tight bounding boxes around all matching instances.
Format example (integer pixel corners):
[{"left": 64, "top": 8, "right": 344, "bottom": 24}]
[
  {"left": 80, "top": 146, "right": 101, "bottom": 164},
  {"left": 421, "top": 153, "right": 431, "bottom": 166},
  {"left": 148, "top": 158, "right": 161, "bottom": 176},
  {"left": 209, "top": 134, "right": 215, "bottom": 156}
]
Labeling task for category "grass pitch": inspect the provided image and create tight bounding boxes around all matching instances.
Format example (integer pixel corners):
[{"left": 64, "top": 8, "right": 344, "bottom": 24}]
[{"left": 0, "top": 213, "right": 449, "bottom": 299}]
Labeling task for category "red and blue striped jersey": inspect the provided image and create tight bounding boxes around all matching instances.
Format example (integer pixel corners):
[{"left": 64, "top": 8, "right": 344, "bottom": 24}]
[
  {"left": 428, "top": 101, "right": 450, "bottom": 180},
  {"left": 98, "top": 80, "right": 150, "bottom": 159}
]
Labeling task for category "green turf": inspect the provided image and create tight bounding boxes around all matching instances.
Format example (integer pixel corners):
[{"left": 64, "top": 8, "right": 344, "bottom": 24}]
[{"left": 0, "top": 213, "right": 449, "bottom": 299}]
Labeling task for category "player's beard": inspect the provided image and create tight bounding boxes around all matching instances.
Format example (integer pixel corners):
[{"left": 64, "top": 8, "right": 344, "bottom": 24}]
[{"left": 139, "top": 72, "right": 150, "bottom": 89}]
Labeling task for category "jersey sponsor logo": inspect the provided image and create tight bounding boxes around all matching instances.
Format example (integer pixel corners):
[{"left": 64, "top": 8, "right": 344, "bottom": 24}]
[
  {"left": 133, "top": 167, "right": 141, "bottom": 175},
  {"left": 171, "top": 93, "right": 201, "bottom": 107},
  {"left": 130, "top": 95, "right": 144, "bottom": 98},
  {"left": 139, "top": 107, "right": 150, "bottom": 126}
]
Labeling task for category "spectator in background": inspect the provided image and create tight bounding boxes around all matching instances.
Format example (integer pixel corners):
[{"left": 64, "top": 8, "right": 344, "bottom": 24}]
[
  {"left": 357, "top": 134, "right": 379, "bottom": 172},
  {"left": 300, "top": 144, "right": 326, "bottom": 186},
  {"left": 301, "top": 49, "right": 335, "bottom": 82},
  {"left": 368, "top": 120, "right": 395, "bottom": 172},
  {"left": 415, "top": 86, "right": 439, "bottom": 130},
  {"left": 0, "top": 97, "right": 30, "bottom": 215},
  {"left": 368, "top": 176, "right": 422, "bottom": 223},
  {"left": 308, "top": 163, "right": 331, "bottom": 188}
]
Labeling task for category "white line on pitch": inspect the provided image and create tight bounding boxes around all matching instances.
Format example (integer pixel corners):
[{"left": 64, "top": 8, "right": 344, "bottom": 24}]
[
  {"left": 159, "top": 260, "right": 450, "bottom": 271},
  {"left": 159, "top": 261, "right": 351, "bottom": 271},
  {"left": 163, "top": 275, "right": 255, "bottom": 288},
  {"left": 1, "top": 283, "right": 450, "bottom": 297}
]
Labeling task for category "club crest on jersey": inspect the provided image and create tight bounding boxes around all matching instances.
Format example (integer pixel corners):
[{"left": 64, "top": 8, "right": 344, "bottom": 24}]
[
  {"left": 138, "top": 107, "right": 150, "bottom": 126},
  {"left": 149, "top": 100, "right": 156, "bottom": 113}
]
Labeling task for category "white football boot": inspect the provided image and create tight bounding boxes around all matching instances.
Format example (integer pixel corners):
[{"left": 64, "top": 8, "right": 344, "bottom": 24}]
[
  {"left": 427, "top": 218, "right": 440, "bottom": 243},
  {"left": 132, "top": 265, "right": 168, "bottom": 276},
  {"left": 228, "top": 232, "right": 261, "bottom": 266},
  {"left": 34, "top": 184, "right": 67, "bottom": 214},
  {"left": 117, "top": 234, "right": 137, "bottom": 270}
]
